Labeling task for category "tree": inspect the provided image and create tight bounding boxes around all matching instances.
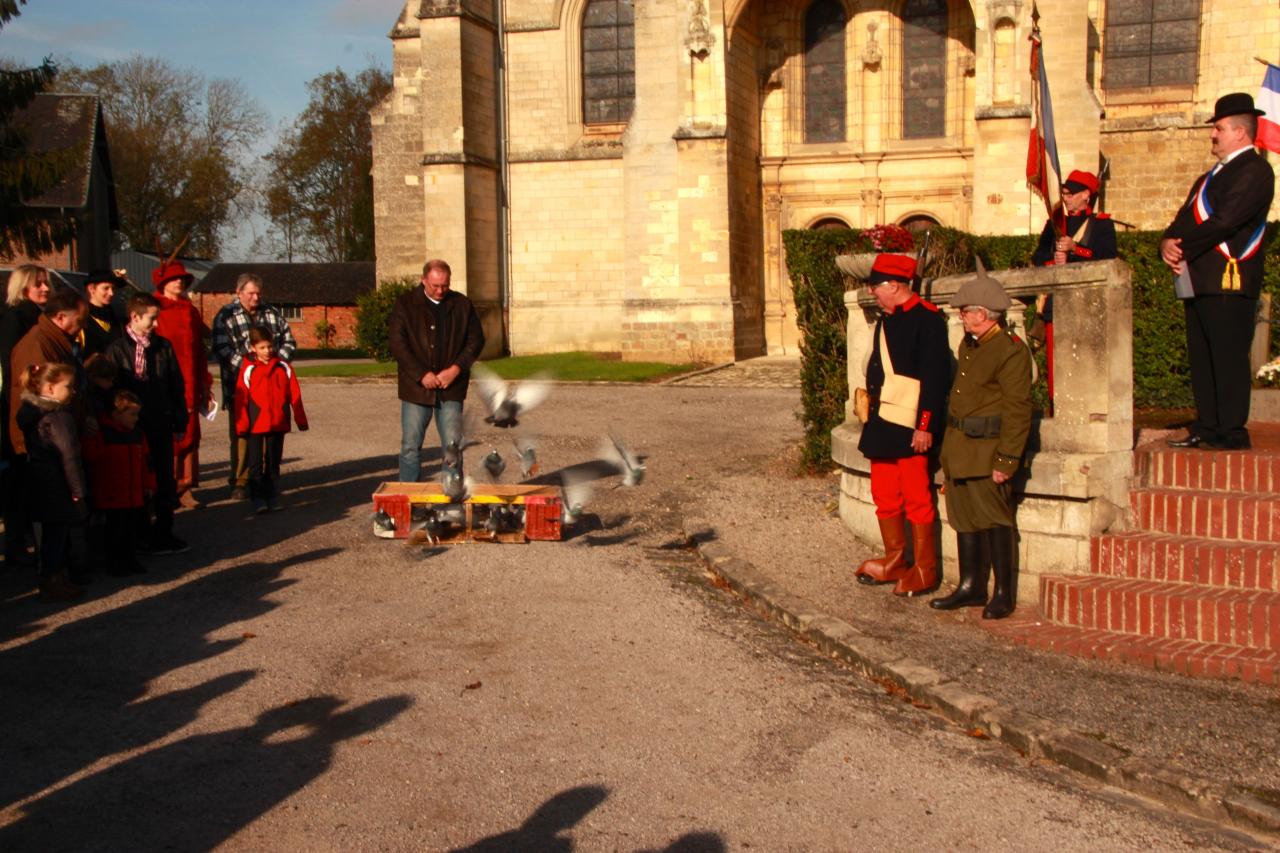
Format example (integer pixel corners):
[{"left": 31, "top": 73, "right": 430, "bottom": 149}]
[
  {"left": 0, "top": 0, "right": 77, "bottom": 259},
  {"left": 261, "top": 66, "right": 391, "bottom": 262},
  {"left": 59, "top": 56, "right": 266, "bottom": 258}
]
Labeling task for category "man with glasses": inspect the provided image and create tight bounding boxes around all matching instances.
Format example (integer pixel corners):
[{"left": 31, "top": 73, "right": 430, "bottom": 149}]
[{"left": 933, "top": 262, "right": 1032, "bottom": 620}]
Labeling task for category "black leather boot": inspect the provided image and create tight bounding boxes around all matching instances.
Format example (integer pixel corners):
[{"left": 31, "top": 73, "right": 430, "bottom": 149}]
[
  {"left": 930, "top": 531, "right": 989, "bottom": 610},
  {"left": 982, "top": 526, "right": 1016, "bottom": 619}
]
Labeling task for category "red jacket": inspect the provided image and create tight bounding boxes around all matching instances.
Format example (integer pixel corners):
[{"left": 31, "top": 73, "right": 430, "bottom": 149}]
[
  {"left": 234, "top": 357, "right": 309, "bottom": 436},
  {"left": 155, "top": 292, "right": 212, "bottom": 452},
  {"left": 82, "top": 416, "right": 155, "bottom": 510}
]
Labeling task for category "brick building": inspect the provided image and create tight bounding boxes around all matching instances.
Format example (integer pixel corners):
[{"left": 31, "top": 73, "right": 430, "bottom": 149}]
[
  {"left": 371, "top": 0, "right": 1280, "bottom": 363},
  {"left": 191, "top": 263, "right": 375, "bottom": 350}
]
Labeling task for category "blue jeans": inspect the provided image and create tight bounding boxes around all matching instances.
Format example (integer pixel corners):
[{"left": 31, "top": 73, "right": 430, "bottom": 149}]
[{"left": 399, "top": 400, "right": 463, "bottom": 483}]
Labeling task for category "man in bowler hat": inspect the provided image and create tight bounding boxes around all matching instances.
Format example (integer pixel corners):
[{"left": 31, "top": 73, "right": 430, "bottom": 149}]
[{"left": 1161, "top": 92, "right": 1274, "bottom": 450}]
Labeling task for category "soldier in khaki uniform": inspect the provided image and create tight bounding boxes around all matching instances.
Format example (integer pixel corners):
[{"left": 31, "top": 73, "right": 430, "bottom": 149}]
[{"left": 932, "top": 261, "right": 1033, "bottom": 620}]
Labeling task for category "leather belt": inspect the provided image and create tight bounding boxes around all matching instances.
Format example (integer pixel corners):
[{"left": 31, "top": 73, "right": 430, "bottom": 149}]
[{"left": 947, "top": 414, "right": 1003, "bottom": 438}]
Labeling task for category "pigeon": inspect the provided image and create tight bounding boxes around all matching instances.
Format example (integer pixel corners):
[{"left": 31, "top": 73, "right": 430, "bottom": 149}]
[
  {"left": 482, "top": 448, "right": 506, "bottom": 482},
  {"left": 472, "top": 365, "right": 551, "bottom": 428},
  {"left": 409, "top": 507, "right": 443, "bottom": 544},
  {"left": 560, "top": 469, "right": 594, "bottom": 524},
  {"left": 600, "top": 431, "right": 646, "bottom": 486},
  {"left": 513, "top": 436, "right": 539, "bottom": 479},
  {"left": 373, "top": 509, "right": 396, "bottom": 538},
  {"left": 441, "top": 467, "right": 473, "bottom": 502}
]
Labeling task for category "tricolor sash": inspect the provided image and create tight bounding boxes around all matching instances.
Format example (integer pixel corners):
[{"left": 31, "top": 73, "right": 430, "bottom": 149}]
[{"left": 1193, "top": 168, "right": 1265, "bottom": 291}]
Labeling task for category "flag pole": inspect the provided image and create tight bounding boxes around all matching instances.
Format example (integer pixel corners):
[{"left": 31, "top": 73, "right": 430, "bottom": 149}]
[{"left": 1027, "top": 2, "right": 1062, "bottom": 237}]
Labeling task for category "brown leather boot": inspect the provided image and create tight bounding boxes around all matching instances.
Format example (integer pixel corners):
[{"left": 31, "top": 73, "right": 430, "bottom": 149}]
[
  {"left": 855, "top": 516, "right": 910, "bottom": 585},
  {"left": 894, "top": 521, "right": 939, "bottom": 597}
]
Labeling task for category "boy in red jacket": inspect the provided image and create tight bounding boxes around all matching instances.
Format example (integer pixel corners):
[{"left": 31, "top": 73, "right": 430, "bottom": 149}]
[
  {"left": 235, "top": 326, "right": 309, "bottom": 513},
  {"left": 82, "top": 390, "right": 155, "bottom": 576}
]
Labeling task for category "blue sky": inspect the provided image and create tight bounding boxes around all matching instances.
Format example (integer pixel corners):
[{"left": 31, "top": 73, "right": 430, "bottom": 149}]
[{"left": 2, "top": 0, "right": 402, "bottom": 129}]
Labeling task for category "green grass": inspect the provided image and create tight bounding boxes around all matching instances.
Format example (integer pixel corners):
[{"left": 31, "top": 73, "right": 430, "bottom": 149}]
[{"left": 295, "top": 351, "right": 697, "bottom": 382}]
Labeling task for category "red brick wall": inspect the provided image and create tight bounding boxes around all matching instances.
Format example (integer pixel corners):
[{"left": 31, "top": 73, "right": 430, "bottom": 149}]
[{"left": 190, "top": 294, "right": 362, "bottom": 350}]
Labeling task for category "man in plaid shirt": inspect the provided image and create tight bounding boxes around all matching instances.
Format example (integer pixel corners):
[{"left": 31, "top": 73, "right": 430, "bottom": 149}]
[{"left": 212, "top": 273, "right": 297, "bottom": 497}]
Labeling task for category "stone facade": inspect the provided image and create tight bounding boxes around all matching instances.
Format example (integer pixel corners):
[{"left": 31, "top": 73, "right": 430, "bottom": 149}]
[{"left": 372, "top": 0, "right": 1280, "bottom": 362}]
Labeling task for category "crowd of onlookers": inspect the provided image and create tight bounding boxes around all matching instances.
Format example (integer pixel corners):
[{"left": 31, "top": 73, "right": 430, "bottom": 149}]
[{"left": 1, "top": 263, "right": 304, "bottom": 602}]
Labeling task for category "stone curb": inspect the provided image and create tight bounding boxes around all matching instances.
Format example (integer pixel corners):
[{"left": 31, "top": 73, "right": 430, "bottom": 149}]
[{"left": 681, "top": 517, "right": 1280, "bottom": 841}]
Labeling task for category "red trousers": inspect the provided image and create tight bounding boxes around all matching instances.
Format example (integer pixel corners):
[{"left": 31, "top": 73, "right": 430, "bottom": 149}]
[{"left": 869, "top": 456, "right": 935, "bottom": 524}]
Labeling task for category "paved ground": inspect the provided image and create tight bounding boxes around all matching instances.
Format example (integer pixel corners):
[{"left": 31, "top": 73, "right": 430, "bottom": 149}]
[{"left": 0, "top": 376, "right": 1270, "bottom": 850}]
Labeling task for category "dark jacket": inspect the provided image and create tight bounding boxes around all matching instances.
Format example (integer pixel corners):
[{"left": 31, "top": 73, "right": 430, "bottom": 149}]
[
  {"left": 1163, "top": 148, "right": 1274, "bottom": 298},
  {"left": 83, "top": 414, "right": 154, "bottom": 510},
  {"left": 234, "top": 357, "right": 309, "bottom": 436},
  {"left": 0, "top": 299, "right": 42, "bottom": 455},
  {"left": 1032, "top": 211, "right": 1117, "bottom": 267},
  {"left": 8, "top": 314, "right": 79, "bottom": 456},
  {"left": 103, "top": 333, "right": 188, "bottom": 436},
  {"left": 858, "top": 294, "right": 951, "bottom": 459},
  {"left": 16, "top": 391, "right": 88, "bottom": 523},
  {"left": 388, "top": 287, "right": 485, "bottom": 406},
  {"left": 939, "top": 325, "right": 1034, "bottom": 480},
  {"left": 82, "top": 303, "right": 124, "bottom": 358}
]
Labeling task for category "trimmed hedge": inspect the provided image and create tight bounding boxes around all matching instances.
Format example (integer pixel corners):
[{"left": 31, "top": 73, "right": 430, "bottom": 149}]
[
  {"left": 354, "top": 277, "right": 417, "bottom": 361},
  {"left": 785, "top": 224, "right": 1280, "bottom": 470}
]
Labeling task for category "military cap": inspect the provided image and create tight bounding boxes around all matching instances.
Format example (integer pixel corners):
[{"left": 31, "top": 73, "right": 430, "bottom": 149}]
[
  {"left": 950, "top": 257, "right": 1012, "bottom": 312},
  {"left": 1062, "top": 169, "right": 1099, "bottom": 195},
  {"left": 867, "top": 253, "right": 917, "bottom": 286}
]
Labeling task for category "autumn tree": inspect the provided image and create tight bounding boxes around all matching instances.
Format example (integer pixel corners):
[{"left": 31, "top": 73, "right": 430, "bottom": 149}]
[
  {"left": 0, "top": 0, "right": 76, "bottom": 259},
  {"left": 60, "top": 56, "right": 265, "bottom": 258},
  {"left": 260, "top": 66, "right": 391, "bottom": 262}
]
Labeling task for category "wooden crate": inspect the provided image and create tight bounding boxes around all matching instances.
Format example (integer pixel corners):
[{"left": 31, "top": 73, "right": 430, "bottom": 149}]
[{"left": 371, "top": 482, "right": 562, "bottom": 542}]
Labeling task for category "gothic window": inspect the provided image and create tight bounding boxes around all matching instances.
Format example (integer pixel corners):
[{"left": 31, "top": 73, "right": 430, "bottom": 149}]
[
  {"left": 804, "top": 0, "right": 847, "bottom": 143},
  {"left": 902, "top": 0, "right": 948, "bottom": 139},
  {"left": 582, "top": 0, "right": 636, "bottom": 125},
  {"left": 1103, "top": 0, "right": 1200, "bottom": 90}
]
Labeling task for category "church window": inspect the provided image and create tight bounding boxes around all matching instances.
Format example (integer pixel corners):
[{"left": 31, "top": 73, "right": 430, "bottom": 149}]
[
  {"left": 804, "top": 0, "right": 847, "bottom": 143},
  {"left": 901, "top": 0, "right": 948, "bottom": 139},
  {"left": 582, "top": 0, "right": 636, "bottom": 125},
  {"left": 1103, "top": 0, "right": 1200, "bottom": 89}
]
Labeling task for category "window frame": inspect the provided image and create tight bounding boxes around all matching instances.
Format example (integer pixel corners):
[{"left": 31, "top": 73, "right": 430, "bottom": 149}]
[
  {"left": 802, "top": 0, "right": 849, "bottom": 145},
  {"left": 579, "top": 0, "right": 636, "bottom": 129},
  {"left": 1101, "top": 0, "right": 1202, "bottom": 92}
]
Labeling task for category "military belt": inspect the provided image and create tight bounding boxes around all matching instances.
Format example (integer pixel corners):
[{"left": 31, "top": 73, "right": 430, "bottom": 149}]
[{"left": 947, "top": 414, "right": 1003, "bottom": 439}]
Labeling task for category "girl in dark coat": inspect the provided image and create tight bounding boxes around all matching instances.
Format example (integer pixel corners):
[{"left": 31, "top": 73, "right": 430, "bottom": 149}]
[{"left": 15, "top": 362, "right": 87, "bottom": 601}]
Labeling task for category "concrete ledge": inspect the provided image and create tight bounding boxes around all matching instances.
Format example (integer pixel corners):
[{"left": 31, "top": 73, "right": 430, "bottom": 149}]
[{"left": 681, "top": 516, "right": 1279, "bottom": 843}]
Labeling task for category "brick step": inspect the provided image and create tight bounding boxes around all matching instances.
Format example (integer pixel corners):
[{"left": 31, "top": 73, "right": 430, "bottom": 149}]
[
  {"left": 1040, "top": 574, "right": 1280, "bottom": 649},
  {"left": 1129, "top": 487, "right": 1280, "bottom": 542},
  {"left": 981, "top": 614, "right": 1280, "bottom": 685},
  {"left": 1091, "top": 531, "right": 1279, "bottom": 592},
  {"left": 1134, "top": 439, "right": 1280, "bottom": 493}
]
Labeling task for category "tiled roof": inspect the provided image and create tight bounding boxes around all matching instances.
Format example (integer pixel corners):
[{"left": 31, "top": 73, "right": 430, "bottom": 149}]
[
  {"left": 10, "top": 93, "right": 107, "bottom": 210},
  {"left": 194, "top": 263, "right": 376, "bottom": 305}
]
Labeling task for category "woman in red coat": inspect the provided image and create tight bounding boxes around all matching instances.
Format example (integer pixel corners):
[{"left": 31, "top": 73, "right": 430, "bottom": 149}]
[{"left": 153, "top": 261, "right": 213, "bottom": 509}]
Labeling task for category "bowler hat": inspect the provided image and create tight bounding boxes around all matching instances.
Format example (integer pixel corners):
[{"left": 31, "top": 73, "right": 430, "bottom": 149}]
[
  {"left": 867, "top": 253, "right": 917, "bottom": 285},
  {"left": 1062, "top": 169, "right": 1100, "bottom": 195},
  {"left": 951, "top": 257, "right": 1012, "bottom": 312},
  {"left": 1206, "top": 92, "right": 1265, "bottom": 124},
  {"left": 152, "top": 260, "right": 194, "bottom": 289},
  {"left": 85, "top": 268, "right": 125, "bottom": 288}
]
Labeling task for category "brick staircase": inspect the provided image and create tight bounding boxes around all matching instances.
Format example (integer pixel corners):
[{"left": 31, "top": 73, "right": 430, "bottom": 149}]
[{"left": 982, "top": 425, "right": 1280, "bottom": 685}]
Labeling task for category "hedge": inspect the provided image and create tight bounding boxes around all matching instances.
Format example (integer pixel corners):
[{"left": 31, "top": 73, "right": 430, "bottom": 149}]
[
  {"left": 354, "top": 277, "right": 417, "bottom": 361},
  {"left": 785, "top": 224, "right": 1280, "bottom": 471}
]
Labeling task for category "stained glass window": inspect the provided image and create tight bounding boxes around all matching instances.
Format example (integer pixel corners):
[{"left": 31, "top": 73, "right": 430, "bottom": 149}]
[
  {"left": 582, "top": 0, "right": 636, "bottom": 125},
  {"left": 805, "top": 0, "right": 847, "bottom": 143},
  {"left": 1103, "top": 0, "right": 1200, "bottom": 89},
  {"left": 902, "top": 0, "right": 948, "bottom": 139}
]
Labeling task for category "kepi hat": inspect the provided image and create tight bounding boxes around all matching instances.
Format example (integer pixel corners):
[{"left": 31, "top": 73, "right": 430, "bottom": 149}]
[
  {"left": 867, "top": 253, "right": 917, "bottom": 286},
  {"left": 1207, "top": 92, "right": 1265, "bottom": 124},
  {"left": 951, "top": 257, "right": 1012, "bottom": 312},
  {"left": 1062, "top": 169, "right": 1100, "bottom": 196},
  {"left": 152, "top": 260, "right": 194, "bottom": 290}
]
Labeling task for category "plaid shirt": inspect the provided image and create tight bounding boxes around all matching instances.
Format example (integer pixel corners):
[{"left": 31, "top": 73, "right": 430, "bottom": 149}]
[{"left": 212, "top": 298, "right": 297, "bottom": 403}]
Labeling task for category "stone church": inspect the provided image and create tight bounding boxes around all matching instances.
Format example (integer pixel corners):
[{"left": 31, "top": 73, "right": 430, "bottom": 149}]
[{"left": 371, "top": 0, "right": 1280, "bottom": 362}]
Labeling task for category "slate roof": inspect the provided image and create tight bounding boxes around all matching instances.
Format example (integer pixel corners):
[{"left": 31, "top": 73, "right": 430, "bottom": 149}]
[
  {"left": 194, "top": 263, "right": 376, "bottom": 305},
  {"left": 11, "top": 93, "right": 112, "bottom": 211}
]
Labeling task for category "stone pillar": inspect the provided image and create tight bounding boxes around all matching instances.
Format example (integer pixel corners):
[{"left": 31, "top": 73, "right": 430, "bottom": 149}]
[{"left": 832, "top": 260, "right": 1135, "bottom": 605}]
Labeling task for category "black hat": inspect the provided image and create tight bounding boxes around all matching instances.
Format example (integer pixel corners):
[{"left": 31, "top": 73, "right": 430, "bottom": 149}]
[
  {"left": 85, "top": 268, "right": 125, "bottom": 287},
  {"left": 1207, "top": 92, "right": 1265, "bottom": 124}
]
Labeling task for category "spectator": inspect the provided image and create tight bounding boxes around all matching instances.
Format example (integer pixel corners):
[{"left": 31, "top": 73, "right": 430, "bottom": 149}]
[
  {"left": 14, "top": 362, "right": 87, "bottom": 601},
  {"left": 81, "top": 268, "right": 126, "bottom": 358},
  {"left": 212, "top": 274, "right": 296, "bottom": 499},
  {"left": 83, "top": 389, "right": 154, "bottom": 577},
  {"left": 153, "top": 261, "right": 213, "bottom": 509},
  {"left": 9, "top": 287, "right": 86, "bottom": 457},
  {"left": 234, "top": 325, "right": 309, "bottom": 513},
  {"left": 104, "top": 293, "right": 189, "bottom": 555}
]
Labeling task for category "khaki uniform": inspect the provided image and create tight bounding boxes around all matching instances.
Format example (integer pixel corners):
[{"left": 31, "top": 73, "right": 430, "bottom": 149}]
[{"left": 939, "top": 325, "right": 1033, "bottom": 532}]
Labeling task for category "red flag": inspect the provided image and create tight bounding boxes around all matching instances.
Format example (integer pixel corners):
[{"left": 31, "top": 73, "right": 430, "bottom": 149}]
[{"left": 1026, "top": 4, "right": 1061, "bottom": 226}]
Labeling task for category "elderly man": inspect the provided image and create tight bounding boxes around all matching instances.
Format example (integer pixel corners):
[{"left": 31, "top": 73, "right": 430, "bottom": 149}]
[
  {"left": 1161, "top": 92, "right": 1274, "bottom": 451},
  {"left": 212, "top": 273, "right": 297, "bottom": 497},
  {"left": 81, "top": 268, "right": 126, "bottom": 358},
  {"left": 932, "top": 261, "right": 1032, "bottom": 620},
  {"left": 8, "top": 288, "right": 87, "bottom": 456},
  {"left": 388, "top": 259, "right": 485, "bottom": 482},
  {"left": 853, "top": 254, "right": 950, "bottom": 597}
]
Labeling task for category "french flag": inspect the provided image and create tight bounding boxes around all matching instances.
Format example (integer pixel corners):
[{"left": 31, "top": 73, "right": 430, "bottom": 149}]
[{"left": 1258, "top": 63, "right": 1280, "bottom": 153}]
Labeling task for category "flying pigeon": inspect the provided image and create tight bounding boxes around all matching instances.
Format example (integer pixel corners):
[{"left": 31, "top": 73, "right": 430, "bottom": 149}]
[
  {"left": 513, "top": 436, "right": 539, "bottom": 480},
  {"left": 600, "top": 431, "right": 646, "bottom": 487},
  {"left": 442, "top": 467, "right": 473, "bottom": 503},
  {"left": 471, "top": 365, "right": 552, "bottom": 428},
  {"left": 482, "top": 448, "right": 506, "bottom": 482},
  {"left": 560, "top": 469, "right": 594, "bottom": 524}
]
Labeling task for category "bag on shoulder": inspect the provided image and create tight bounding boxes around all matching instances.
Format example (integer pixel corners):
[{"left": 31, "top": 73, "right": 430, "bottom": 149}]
[{"left": 876, "top": 326, "right": 920, "bottom": 430}]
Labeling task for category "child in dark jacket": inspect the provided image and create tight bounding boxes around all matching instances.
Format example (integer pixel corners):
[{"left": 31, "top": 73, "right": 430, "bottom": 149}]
[
  {"left": 235, "top": 325, "right": 309, "bottom": 513},
  {"left": 14, "top": 362, "right": 88, "bottom": 601},
  {"left": 83, "top": 390, "right": 155, "bottom": 577},
  {"left": 104, "top": 292, "right": 189, "bottom": 555}
]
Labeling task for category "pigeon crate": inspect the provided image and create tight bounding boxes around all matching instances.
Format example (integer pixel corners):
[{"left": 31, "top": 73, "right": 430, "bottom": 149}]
[{"left": 371, "top": 482, "right": 563, "bottom": 543}]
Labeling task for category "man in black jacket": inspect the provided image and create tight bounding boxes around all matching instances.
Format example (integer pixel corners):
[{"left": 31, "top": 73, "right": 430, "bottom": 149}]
[
  {"left": 388, "top": 259, "right": 485, "bottom": 482},
  {"left": 1161, "top": 92, "right": 1275, "bottom": 451}
]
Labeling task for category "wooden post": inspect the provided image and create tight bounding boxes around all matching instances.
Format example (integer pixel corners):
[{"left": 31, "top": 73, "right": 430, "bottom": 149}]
[{"left": 1251, "top": 294, "right": 1273, "bottom": 375}]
